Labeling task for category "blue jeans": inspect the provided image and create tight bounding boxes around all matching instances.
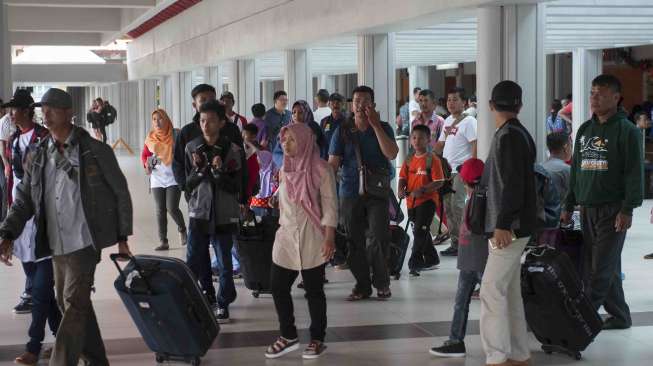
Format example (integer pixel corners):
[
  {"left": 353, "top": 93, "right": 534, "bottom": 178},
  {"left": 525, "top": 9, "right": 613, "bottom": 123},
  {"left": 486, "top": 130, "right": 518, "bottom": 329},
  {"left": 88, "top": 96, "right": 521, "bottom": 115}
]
[
  {"left": 187, "top": 227, "right": 237, "bottom": 308},
  {"left": 450, "top": 270, "right": 483, "bottom": 342},
  {"left": 22, "top": 261, "right": 36, "bottom": 298},
  {"left": 27, "top": 259, "right": 61, "bottom": 355}
]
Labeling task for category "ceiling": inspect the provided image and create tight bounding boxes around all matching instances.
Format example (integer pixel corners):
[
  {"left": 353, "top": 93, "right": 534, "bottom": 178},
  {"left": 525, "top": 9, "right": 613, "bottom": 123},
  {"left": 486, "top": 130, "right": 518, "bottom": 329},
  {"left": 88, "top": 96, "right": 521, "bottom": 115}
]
[
  {"left": 253, "top": 0, "right": 653, "bottom": 78},
  {"left": 6, "top": 0, "right": 653, "bottom": 79}
]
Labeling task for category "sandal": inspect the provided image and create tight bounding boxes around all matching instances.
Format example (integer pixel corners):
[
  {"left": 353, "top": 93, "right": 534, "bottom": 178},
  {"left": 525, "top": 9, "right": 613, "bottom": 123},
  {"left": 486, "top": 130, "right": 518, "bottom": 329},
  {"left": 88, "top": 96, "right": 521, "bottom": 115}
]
[
  {"left": 302, "top": 340, "right": 327, "bottom": 359},
  {"left": 377, "top": 288, "right": 392, "bottom": 300},
  {"left": 265, "top": 336, "right": 299, "bottom": 359},
  {"left": 432, "top": 233, "right": 450, "bottom": 245},
  {"left": 346, "top": 290, "right": 371, "bottom": 302}
]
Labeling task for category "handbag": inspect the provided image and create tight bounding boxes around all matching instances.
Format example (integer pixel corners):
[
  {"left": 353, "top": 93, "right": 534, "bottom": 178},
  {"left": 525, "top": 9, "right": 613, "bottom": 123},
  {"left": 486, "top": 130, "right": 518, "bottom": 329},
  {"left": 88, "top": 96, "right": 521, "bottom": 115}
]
[
  {"left": 467, "top": 185, "right": 488, "bottom": 235},
  {"left": 351, "top": 133, "right": 391, "bottom": 199}
]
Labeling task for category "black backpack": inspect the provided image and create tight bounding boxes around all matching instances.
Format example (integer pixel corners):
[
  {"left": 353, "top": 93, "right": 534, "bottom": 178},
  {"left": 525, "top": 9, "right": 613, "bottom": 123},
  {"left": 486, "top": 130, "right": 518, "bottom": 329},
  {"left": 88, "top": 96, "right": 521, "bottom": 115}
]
[{"left": 105, "top": 104, "right": 117, "bottom": 125}]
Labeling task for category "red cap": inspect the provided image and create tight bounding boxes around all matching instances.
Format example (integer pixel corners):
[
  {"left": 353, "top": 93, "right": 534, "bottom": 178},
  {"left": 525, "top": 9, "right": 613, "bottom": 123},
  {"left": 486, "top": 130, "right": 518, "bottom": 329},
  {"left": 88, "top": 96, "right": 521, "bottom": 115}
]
[{"left": 459, "top": 158, "right": 485, "bottom": 185}]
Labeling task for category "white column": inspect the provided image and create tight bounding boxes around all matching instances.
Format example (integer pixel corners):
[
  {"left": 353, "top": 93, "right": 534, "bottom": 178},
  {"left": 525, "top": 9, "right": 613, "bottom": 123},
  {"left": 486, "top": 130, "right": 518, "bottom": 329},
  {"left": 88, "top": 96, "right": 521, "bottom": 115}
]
[
  {"left": 318, "top": 74, "right": 336, "bottom": 93},
  {"left": 358, "top": 34, "right": 397, "bottom": 123},
  {"left": 235, "top": 59, "right": 260, "bottom": 119},
  {"left": 284, "top": 49, "right": 312, "bottom": 104},
  {"left": 170, "top": 72, "right": 182, "bottom": 128},
  {"left": 572, "top": 49, "right": 602, "bottom": 137},
  {"left": 0, "top": 3, "right": 11, "bottom": 99},
  {"left": 476, "top": 4, "right": 547, "bottom": 161},
  {"left": 408, "top": 65, "right": 429, "bottom": 95}
]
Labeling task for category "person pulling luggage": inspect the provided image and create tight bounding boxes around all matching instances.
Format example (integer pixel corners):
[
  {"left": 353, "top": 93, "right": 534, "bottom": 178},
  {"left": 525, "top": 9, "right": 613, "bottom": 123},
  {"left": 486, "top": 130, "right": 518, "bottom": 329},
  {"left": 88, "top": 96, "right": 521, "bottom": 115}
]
[{"left": 264, "top": 123, "right": 338, "bottom": 360}]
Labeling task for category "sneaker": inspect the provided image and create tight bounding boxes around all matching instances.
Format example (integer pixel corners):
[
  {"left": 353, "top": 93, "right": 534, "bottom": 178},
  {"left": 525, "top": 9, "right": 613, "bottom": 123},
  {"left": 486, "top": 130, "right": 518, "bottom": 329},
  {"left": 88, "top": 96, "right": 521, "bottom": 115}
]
[
  {"left": 13, "top": 298, "right": 32, "bottom": 314},
  {"left": 429, "top": 340, "right": 466, "bottom": 358},
  {"left": 302, "top": 340, "right": 327, "bottom": 359},
  {"left": 334, "top": 263, "right": 349, "bottom": 270},
  {"left": 440, "top": 246, "right": 458, "bottom": 256},
  {"left": 154, "top": 241, "right": 169, "bottom": 251},
  {"left": 265, "top": 337, "right": 299, "bottom": 359},
  {"left": 215, "top": 307, "right": 230, "bottom": 324},
  {"left": 14, "top": 351, "right": 38, "bottom": 365},
  {"left": 422, "top": 263, "right": 440, "bottom": 271},
  {"left": 180, "top": 230, "right": 188, "bottom": 246},
  {"left": 602, "top": 316, "right": 631, "bottom": 330},
  {"left": 409, "top": 270, "right": 421, "bottom": 277},
  {"left": 432, "top": 232, "right": 450, "bottom": 245},
  {"left": 644, "top": 252, "right": 653, "bottom": 259}
]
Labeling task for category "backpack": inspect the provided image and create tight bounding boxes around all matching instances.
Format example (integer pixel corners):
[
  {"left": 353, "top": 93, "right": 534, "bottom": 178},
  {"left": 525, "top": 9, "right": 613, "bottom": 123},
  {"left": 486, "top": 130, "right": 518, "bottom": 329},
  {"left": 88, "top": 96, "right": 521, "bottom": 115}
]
[
  {"left": 105, "top": 104, "right": 117, "bottom": 125},
  {"left": 534, "top": 163, "right": 561, "bottom": 229}
]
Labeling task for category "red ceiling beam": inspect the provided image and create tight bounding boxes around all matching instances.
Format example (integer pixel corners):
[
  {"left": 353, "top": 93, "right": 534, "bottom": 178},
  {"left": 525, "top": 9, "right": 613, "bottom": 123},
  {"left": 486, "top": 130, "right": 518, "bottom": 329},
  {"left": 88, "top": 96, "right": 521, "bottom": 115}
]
[{"left": 127, "top": 0, "right": 202, "bottom": 39}]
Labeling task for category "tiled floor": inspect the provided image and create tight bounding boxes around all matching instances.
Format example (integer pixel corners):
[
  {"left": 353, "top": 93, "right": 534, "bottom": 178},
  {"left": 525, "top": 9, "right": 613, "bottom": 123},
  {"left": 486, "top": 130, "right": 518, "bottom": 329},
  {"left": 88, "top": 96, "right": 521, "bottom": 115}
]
[{"left": 0, "top": 153, "right": 652, "bottom": 365}]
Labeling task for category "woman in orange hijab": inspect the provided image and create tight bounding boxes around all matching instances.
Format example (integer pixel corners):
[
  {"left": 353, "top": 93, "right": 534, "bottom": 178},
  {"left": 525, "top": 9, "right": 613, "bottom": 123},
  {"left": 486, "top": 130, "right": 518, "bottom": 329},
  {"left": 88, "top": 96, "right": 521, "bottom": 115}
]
[{"left": 141, "top": 109, "right": 187, "bottom": 251}]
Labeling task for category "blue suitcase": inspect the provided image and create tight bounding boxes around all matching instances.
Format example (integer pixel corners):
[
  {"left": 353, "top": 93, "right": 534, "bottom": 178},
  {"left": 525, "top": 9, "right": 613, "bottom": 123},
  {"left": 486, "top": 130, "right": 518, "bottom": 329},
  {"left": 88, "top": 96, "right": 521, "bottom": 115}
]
[{"left": 111, "top": 254, "right": 219, "bottom": 365}]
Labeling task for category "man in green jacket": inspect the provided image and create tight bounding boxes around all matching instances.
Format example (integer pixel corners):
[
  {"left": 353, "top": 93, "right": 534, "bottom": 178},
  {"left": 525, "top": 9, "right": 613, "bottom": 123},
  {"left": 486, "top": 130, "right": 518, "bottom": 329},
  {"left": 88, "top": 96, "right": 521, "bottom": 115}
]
[{"left": 562, "top": 74, "right": 644, "bottom": 330}]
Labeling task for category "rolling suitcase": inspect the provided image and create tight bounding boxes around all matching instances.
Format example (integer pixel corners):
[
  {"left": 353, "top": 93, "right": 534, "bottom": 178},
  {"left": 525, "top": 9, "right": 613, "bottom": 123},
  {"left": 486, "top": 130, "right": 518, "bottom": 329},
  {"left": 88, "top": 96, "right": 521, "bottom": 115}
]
[
  {"left": 521, "top": 246, "right": 602, "bottom": 360},
  {"left": 388, "top": 225, "right": 410, "bottom": 280},
  {"left": 236, "top": 215, "right": 279, "bottom": 297},
  {"left": 111, "top": 254, "right": 219, "bottom": 365}
]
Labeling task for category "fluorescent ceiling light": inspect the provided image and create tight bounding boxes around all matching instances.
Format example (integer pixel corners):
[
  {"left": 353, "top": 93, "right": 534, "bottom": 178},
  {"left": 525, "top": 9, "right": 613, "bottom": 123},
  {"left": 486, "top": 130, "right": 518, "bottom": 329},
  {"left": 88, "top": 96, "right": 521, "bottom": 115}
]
[{"left": 436, "top": 63, "right": 458, "bottom": 70}]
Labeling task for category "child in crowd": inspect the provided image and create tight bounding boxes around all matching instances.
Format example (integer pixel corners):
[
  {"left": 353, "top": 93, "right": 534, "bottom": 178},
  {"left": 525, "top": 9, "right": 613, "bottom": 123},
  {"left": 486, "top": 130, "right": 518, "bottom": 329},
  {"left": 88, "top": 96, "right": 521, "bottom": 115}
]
[
  {"left": 430, "top": 158, "right": 487, "bottom": 358},
  {"left": 398, "top": 124, "right": 445, "bottom": 276},
  {"left": 185, "top": 100, "right": 242, "bottom": 323},
  {"left": 265, "top": 123, "right": 337, "bottom": 360}
]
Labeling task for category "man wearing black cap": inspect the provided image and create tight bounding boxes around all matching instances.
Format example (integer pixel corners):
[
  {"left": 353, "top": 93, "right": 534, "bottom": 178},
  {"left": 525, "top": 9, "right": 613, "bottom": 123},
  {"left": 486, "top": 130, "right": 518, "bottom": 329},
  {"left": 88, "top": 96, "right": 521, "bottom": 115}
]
[
  {"left": 479, "top": 80, "right": 535, "bottom": 366},
  {"left": 219, "top": 91, "right": 248, "bottom": 131},
  {"left": 0, "top": 90, "right": 61, "bottom": 366},
  {"left": 0, "top": 88, "right": 133, "bottom": 366}
]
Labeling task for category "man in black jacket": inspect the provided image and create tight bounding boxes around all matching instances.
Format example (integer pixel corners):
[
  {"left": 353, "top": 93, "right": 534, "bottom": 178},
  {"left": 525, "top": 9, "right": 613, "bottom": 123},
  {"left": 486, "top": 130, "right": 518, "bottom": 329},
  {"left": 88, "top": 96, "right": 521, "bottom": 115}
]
[
  {"left": 479, "top": 81, "right": 535, "bottom": 366},
  {"left": 172, "top": 84, "right": 245, "bottom": 202}
]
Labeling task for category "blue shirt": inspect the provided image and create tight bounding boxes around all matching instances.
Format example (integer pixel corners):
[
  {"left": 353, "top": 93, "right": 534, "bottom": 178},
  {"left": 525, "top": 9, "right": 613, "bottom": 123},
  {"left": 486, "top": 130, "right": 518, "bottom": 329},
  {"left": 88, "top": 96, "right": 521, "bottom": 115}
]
[
  {"left": 546, "top": 114, "right": 567, "bottom": 134},
  {"left": 329, "top": 122, "right": 395, "bottom": 197},
  {"left": 264, "top": 108, "right": 291, "bottom": 153}
]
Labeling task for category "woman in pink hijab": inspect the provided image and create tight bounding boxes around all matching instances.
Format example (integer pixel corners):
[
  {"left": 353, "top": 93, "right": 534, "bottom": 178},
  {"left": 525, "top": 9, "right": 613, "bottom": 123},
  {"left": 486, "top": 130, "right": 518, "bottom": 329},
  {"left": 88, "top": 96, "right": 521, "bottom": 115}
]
[{"left": 264, "top": 123, "right": 338, "bottom": 360}]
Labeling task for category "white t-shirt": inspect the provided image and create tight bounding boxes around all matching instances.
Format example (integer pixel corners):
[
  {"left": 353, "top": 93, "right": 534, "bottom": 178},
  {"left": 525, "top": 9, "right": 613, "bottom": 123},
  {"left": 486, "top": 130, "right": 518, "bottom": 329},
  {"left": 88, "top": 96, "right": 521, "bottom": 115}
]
[
  {"left": 11, "top": 129, "right": 40, "bottom": 263},
  {"left": 464, "top": 106, "right": 477, "bottom": 118},
  {"left": 438, "top": 115, "right": 477, "bottom": 170},
  {"left": 0, "top": 114, "right": 15, "bottom": 142},
  {"left": 409, "top": 100, "right": 421, "bottom": 122},
  {"left": 150, "top": 162, "right": 177, "bottom": 189},
  {"left": 313, "top": 106, "right": 332, "bottom": 124}
]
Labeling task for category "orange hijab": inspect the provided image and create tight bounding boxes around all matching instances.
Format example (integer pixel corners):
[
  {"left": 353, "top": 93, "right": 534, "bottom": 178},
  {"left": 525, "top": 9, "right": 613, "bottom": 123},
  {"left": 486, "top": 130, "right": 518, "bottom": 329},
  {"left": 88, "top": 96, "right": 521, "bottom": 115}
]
[{"left": 145, "top": 109, "right": 174, "bottom": 166}]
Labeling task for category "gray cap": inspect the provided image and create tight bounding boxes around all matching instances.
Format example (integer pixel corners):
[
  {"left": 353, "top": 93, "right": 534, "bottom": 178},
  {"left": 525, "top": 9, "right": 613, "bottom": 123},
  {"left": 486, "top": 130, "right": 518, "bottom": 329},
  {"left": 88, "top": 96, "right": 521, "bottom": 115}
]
[{"left": 32, "top": 88, "right": 72, "bottom": 109}]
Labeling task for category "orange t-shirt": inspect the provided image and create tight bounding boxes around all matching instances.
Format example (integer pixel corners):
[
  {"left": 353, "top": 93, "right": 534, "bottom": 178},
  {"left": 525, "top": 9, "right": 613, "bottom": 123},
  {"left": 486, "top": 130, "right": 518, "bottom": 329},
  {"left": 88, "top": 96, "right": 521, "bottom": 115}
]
[{"left": 399, "top": 153, "right": 445, "bottom": 209}]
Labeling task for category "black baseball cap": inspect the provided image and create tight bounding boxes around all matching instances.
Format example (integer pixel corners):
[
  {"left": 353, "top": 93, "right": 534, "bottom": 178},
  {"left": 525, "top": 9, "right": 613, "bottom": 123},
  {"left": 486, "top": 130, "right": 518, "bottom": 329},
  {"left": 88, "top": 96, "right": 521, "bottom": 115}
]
[
  {"left": 1, "top": 89, "right": 34, "bottom": 109},
  {"left": 491, "top": 80, "right": 522, "bottom": 107},
  {"left": 32, "top": 88, "right": 72, "bottom": 109}
]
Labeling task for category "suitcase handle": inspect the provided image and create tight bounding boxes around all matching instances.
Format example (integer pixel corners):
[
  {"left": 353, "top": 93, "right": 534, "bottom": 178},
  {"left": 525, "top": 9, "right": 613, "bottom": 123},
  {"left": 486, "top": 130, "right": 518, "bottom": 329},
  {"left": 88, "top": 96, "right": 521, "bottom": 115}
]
[{"left": 110, "top": 253, "right": 153, "bottom": 294}]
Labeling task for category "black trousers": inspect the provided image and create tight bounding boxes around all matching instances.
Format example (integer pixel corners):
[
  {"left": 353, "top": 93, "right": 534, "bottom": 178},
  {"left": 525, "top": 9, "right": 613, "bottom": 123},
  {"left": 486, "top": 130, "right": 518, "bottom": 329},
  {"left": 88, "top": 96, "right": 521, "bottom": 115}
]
[
  {"left": 340, "top": 195, "right": 390, "bottom": 294},
  {"left": 270, "top": 263, "right": 326, "bottom": 342},
  {"left": 151, "top": 186, "right": 186, "bottom": 243},
  {"left": 580, "top": 202, "right": 631, "bottom": 325},
  {"left": 407, "top": 200, "right": 440, "bottom": 270}
]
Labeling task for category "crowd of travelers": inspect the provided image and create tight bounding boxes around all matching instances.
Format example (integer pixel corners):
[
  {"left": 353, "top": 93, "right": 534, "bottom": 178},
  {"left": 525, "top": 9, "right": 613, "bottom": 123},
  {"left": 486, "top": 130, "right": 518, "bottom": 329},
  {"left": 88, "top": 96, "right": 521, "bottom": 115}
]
[{"left": 0, "top": 72, "right": 647, "bottom": 365}]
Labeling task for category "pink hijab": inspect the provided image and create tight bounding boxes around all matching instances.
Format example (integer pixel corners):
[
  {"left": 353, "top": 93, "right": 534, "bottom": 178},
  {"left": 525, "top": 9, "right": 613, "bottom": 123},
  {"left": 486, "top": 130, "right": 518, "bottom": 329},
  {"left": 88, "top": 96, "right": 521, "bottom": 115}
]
[{"left": 280, "top": 123, "right": 329, "bottom": 234}]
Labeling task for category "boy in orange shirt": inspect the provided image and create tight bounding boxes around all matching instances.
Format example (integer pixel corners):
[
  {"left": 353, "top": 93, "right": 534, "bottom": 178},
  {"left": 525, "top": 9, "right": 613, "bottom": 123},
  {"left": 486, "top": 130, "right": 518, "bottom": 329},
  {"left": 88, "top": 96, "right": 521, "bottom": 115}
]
[{"left": 399, "top": 125, "right": 446, "bottom": 276}]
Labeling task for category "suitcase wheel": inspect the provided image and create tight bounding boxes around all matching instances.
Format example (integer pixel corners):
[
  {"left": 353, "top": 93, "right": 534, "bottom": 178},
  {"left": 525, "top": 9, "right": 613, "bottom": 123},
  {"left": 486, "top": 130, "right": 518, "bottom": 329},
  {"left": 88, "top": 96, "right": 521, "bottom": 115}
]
[
  {"left": 155, "top": 354, "right": 166, "bottom": 363},
  {"left": 393, "top": 274, "right": 401, "bottom": 280},
  {"left": 190, "top": 356, "right": 201, "bottom": 365},
  {"left": 252, "top": 291, "right": 260, "bottom": 298},
  {"left": 574, "top": 352, "right": 582, "bottom": 360}
]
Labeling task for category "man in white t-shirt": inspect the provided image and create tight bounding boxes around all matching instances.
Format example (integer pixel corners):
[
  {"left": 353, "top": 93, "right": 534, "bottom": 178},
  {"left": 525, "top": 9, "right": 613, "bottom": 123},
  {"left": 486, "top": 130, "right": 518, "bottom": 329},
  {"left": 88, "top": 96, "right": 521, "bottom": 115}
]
[
  {"left": 435, "top": 87, "right": 477, "bottom": 256},
  {"left": 409, "top": 87, "right": 422, "bottom": 123},
  {"left": 0, "top": 105, "right": 16, "bottom": 179},
  {"left": 313, "top": 89, "right": 332, "bottom": 124}
]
